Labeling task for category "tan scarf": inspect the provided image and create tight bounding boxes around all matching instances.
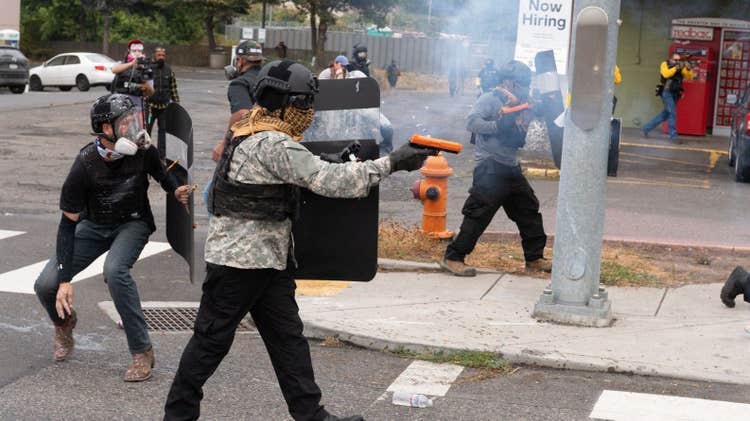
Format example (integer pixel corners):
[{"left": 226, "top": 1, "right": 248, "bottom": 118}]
[{"left": 231, "top": 106, "right": 314, "bottom": 141}]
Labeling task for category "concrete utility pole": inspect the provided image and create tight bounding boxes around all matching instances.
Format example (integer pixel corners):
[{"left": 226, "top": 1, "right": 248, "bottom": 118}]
[{"left": 533, "top": 0, "right": 621, "bottom": 327}]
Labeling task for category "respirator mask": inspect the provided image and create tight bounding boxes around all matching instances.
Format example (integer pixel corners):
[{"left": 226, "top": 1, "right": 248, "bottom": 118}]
[
  {"left": 111, "top": 110, "right": 150, "bottom": 156},
  {"left": 224, "top": 56, "right": 242, "bottom": 80}
]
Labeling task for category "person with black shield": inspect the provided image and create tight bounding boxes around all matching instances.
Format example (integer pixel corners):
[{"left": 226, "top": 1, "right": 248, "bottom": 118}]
[
  {"left": 33, "top": 94, "right": 193, "bottom": 382},
  {"left": 146, "top": 47, "right": 180, "bottom": 153},
  {"left": 439, "top": 60, "right": 550, "bottom": 277},
  {"left": 164, "top": 60, "right": 433, "bottom": 421}
]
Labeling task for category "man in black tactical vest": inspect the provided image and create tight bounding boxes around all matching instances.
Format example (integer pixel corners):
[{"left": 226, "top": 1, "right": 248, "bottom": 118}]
[
  {"left": 33, "top": 94, "right": 193, "bottom": 382},
  {"left": 146, "top": 47, "right": 180, "bottom": 155}
]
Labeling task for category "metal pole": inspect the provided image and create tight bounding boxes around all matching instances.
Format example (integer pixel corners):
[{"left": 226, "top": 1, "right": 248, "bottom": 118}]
[
  {"left": 262, "top": 0, "right": 267, "bottom": 29},
  {"left": 533, "top": 0, "right": 621, "bottom": 327}
]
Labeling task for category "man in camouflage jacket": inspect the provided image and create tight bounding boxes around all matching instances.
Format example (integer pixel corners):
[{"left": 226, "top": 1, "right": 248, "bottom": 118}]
[{"left": 164, "top": 60, "right": 431, "bottom": 421}]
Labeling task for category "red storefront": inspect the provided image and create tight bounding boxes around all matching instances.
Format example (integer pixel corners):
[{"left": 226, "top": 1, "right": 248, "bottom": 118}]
[{"left": 667, "top": 17, "right": 750, "bottom": 137}]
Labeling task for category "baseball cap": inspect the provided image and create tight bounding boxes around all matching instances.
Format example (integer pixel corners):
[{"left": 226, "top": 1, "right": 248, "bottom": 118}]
[{"left": 335, "top": 55, "right": 349, "bottom": 66}]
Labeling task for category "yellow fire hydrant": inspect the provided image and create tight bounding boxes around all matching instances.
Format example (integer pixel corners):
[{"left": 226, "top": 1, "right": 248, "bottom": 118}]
[{"left": 411, "top": 152, "right": 454, "bottom": 239}]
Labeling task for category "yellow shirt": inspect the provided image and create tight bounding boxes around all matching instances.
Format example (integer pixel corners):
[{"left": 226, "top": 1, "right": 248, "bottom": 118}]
[{"left": 660, "top": 61, "right": 693, "bottom": 81}]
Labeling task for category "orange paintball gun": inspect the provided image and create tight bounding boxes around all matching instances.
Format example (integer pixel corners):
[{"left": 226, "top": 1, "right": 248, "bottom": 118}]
[{"left": 409, "top": 134, "right": 462, "bottom": 154}]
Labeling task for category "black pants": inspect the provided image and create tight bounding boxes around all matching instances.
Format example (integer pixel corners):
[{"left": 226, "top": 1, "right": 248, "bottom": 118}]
[
  {"left": 164, "top": 263, "right": 328, "bottom": 421},
  {"left": 445, "top": 159, "right": 547, "bottom": 262}
]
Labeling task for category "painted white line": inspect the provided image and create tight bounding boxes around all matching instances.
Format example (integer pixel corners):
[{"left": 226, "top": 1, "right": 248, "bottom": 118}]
[
  {"left": 0, "top": 241, "right": 171, "bottom": 294},
  {"left": 0, "top": 230, "right": 24, "bottom": 241},
  {"left": 590, "top": 390, "right": 750, "bottom": 421},
  {"left": 386, "top": 360, "right": 464, "bottom": 397}
]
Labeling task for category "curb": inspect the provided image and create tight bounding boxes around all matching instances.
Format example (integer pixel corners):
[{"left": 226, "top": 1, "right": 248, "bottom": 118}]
[{"left": 301, "top": 321, "right": 750, "bottom": 386}]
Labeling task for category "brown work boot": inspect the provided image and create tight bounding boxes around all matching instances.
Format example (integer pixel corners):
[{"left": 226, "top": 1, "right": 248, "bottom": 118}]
[
  {"left": 123, "top": 347, "right": 155, "bottom": 382},
  {"left": 439, "top": 258, "right": 477, "bottom": 277},
  {"left": 525, "top": 258, "right": 552, "bottom": 273},
  {"left": 53, "top": 310, "right": 77, "bottom": 362}
]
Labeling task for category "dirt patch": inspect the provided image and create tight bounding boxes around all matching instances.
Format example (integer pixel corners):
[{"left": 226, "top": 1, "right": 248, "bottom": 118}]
[{"left": 378, "top": 221, "right": 748, "bottom": 287}]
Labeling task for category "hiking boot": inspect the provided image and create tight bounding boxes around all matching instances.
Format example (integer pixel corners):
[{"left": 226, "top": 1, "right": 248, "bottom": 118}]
[
  {"left": 721, "top": 266, "right": 749, "bottom": 308},
  {"left": 324, "top": 416, "right": 364, "bottom": 421},
  {"left": 124, "top": 347, "right": 155, "bottom": 382},
  {"left": 439, "top": 258, "right": 476, "bottom": 277},
  {"left": 53, "top": 310, "right": 77, "bottom": 362},
  {"left": 525, "top": 258, "right": 552, "bottom": 273}
]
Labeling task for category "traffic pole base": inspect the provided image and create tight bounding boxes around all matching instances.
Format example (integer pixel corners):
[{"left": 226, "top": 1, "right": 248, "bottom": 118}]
[
  {"left": 532, "top": 294, "right": 613, "bottom": 328},
  {"left": 424, "top": 230, "right": 454, "bottom": 240}
]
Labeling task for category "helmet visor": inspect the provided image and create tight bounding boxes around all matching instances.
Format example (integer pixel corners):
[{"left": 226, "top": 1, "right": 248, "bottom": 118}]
[{"left": 113, "top": 110, "right": 142, "bottom": 142}]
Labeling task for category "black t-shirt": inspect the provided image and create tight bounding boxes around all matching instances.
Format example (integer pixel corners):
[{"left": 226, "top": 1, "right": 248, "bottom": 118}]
[
  {"left": 60, "top": 142, "right": 177, "bottom": 232},
  {"left": 228, "top": 66, "right": 261, "bottom": 114}
]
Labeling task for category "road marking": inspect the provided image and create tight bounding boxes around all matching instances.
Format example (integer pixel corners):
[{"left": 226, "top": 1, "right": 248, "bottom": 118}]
[
  {"left": 608, "top": 177, "right": 710, "bottom": 190},
  {"left": 387, "top": 360, "right": 464, "bottom": 397},
  {"left": 620, "top": 141, "right": 728, "bottom": 155},
  {"left": 296, "top": 280, "right": 351, "bottom": 297},
  {"left": 0, "top": 230, "right": 24, "bottom": 241},
  {"left": 619, "top": 152, "right": 712, "bottom": 170},
  {"left": 590, "top": 390, "right": 750, "bottom": 421},
  {"left": 0, "top": 241, "right": 171, "bottom": 294}
]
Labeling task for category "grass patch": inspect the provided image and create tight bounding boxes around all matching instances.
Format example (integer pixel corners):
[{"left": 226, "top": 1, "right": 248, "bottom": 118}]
[
  {"left": 378, "top": 220, "right": 750, "bottom": 287},
  {"left": 599, "top": 261, "right": 660, "bottom": 287},
  {"left": 390, "top": 348, "right": 510, "bottom": 371}
]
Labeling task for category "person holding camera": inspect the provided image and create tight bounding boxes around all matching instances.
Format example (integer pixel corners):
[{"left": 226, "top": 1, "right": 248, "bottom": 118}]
[
  {"left": 146, "top": 47, "right": 179, "bottom": 139},
  {"left": 641, "top": 53, "right": 693, "bottom": 143},
  {"left": 111, "top": 40, "right": 155, "bottom": 124}
]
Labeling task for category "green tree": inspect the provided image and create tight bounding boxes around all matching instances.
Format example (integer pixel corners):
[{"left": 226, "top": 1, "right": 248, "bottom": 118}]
[
  {"left": 162, "top": 0, "right": 255, "bottom": 51},
  {"left": 290, "top": 0, "right": 399, "bottom": 63}
]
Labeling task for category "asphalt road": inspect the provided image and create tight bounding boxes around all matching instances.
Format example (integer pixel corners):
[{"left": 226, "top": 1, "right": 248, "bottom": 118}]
[
  {"left": 2, "top": 68, "right": 750, "bottom": 248},
  {"left": 1, "top": 215, "right": 750, "bottom": 420},
  {"left": 2, "top": 67, "right": 750, "bottom": 419}
]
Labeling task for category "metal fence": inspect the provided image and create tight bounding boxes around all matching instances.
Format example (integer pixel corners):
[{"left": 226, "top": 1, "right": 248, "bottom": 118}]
[{"left": 228, "top": 26, "right": 470, "bottom": 75}]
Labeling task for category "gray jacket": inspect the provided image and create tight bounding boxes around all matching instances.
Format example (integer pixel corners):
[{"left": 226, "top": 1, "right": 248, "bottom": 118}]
[{"left": 468, "top": 91, "right": 527, "bottom": 166}]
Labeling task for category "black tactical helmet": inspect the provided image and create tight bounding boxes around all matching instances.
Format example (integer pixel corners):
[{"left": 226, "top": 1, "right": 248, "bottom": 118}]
[
  {"left": 497, "top": 60, "right": 532, "bottom": 87},
  {"left": 353, "top": 44, "right": 367, "bottom": 58},
  {"left": 253, "top": 60, "right": 319, "bottom": 112},
  {"left": 90, "top": 94, "right": 136, "bottom": 134}
]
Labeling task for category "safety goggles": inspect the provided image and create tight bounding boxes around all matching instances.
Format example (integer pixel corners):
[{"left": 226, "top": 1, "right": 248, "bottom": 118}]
[{"left": 289, "top": 94, "right": 314, "bottom": 110}]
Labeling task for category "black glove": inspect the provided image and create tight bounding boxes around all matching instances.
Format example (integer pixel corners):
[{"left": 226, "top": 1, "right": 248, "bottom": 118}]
[
  {"left": 319, "top": 141, "right": 361, "bottom": 163},
  {"left": 388, "top": 144, "right": 433, "bottom": 173}
]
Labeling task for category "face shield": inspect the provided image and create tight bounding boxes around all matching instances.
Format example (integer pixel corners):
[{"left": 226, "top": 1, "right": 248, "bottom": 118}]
[{"left": 112, "top": 110, "right": 149, "bottom": 155}]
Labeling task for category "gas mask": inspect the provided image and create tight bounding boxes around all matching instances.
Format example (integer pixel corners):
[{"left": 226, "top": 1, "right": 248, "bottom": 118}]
[
  {"left": 224, "top": 56, "right": 243, "bottom": 80},
  {"left": 110, "top": 110, "right": 150, "bottom": 156}
]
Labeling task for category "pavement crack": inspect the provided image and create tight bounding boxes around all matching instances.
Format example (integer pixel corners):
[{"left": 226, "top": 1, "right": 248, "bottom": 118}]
[
  {"left": 654, "top": 287, "right": 669, "bottom": 316},
  {"left": 480, "top": 274, "right": 505, "bottom": 300}
]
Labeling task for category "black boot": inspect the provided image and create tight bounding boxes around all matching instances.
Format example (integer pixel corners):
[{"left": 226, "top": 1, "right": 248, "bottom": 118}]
[{"left": 721, "top": 266, "right": 749, "bottom": 308}]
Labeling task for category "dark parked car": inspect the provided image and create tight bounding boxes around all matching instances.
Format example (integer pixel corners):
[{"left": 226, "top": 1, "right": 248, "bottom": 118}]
[
  {"left": 0, "top": 46, "right": 29, "bottom": 94},
  {"left": 729, "top": 84, "right": 750, "bottom": 182}
]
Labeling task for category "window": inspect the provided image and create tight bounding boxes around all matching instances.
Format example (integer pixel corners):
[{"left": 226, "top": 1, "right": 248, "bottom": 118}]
[
  {"left": 84, "top": 53, "right": 115, "bottom": 63},
  {"left": 47, "top": 56, "right": 66, "bottom": 66},
  {"left": 0, "top": 48, "right": 26, "bottom": 60},
  {"left": 64, "top": 55, "right": 81, "bottom": 65}
]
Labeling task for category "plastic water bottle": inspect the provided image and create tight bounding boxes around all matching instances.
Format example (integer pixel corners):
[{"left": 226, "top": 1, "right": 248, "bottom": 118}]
[{"left": 391, "top": 391, "right": 434, "bottom": 408}]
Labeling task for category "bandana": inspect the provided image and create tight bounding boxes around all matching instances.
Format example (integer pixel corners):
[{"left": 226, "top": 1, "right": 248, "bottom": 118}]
[
  {"left": 231, "top": 105, "right": 314, "bottom": 142},
  {"left": 95, "top": 138, "right": 124, "bottom": 161}
]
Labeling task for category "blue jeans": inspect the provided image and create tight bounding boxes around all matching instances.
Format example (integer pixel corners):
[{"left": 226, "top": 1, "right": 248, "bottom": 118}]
[
  {"left": 643, "top": 91, "right": 679, "bottom": 139},
  {"left": 34, "top": 219, "right": 152, "bottom": 353}
]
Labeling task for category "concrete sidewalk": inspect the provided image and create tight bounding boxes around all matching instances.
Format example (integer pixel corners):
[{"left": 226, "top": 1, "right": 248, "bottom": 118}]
[{"left": 298, "top": 260, "right": 750, "bottom": 386}]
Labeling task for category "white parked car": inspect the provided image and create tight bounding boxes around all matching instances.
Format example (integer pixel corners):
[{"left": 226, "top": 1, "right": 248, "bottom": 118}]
[{"left": 29, "top": 52, "right": 116, "bottom": 92}]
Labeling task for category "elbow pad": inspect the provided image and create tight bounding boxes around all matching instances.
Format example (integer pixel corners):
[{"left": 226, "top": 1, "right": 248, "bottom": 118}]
[{"left": 56, "top": 215, "right": 78, "bottom": 283}]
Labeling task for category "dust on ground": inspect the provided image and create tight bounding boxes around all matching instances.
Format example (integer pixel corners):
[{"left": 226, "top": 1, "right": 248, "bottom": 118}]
[{"left": 378, "top": 220, "right": 746, "bottom": 287}]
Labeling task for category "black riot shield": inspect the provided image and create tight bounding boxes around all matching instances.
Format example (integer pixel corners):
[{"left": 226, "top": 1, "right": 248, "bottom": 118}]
[
  {"left": 160, "top": 102, "right": 195, "bottom": 283},
  {"left": 294, "top": 78, "right": 381, "bottom": 281},
  {"left": 533, "top": 50, "right": 565, "bottom": 169}
]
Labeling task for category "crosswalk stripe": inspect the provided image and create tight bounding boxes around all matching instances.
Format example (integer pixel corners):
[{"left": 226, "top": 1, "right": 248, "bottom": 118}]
[
  {"left": 0, "top": 230, "right": 24, "bottom": 241},
  {"left": 590, "top": 390, "right": 750, "bottom": 421},
  {"left": 0, "top": 241, "right": 172, "bottom": 294},
  {"left": 386, "top": 360, "right": 464, "bottom": 397}
]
